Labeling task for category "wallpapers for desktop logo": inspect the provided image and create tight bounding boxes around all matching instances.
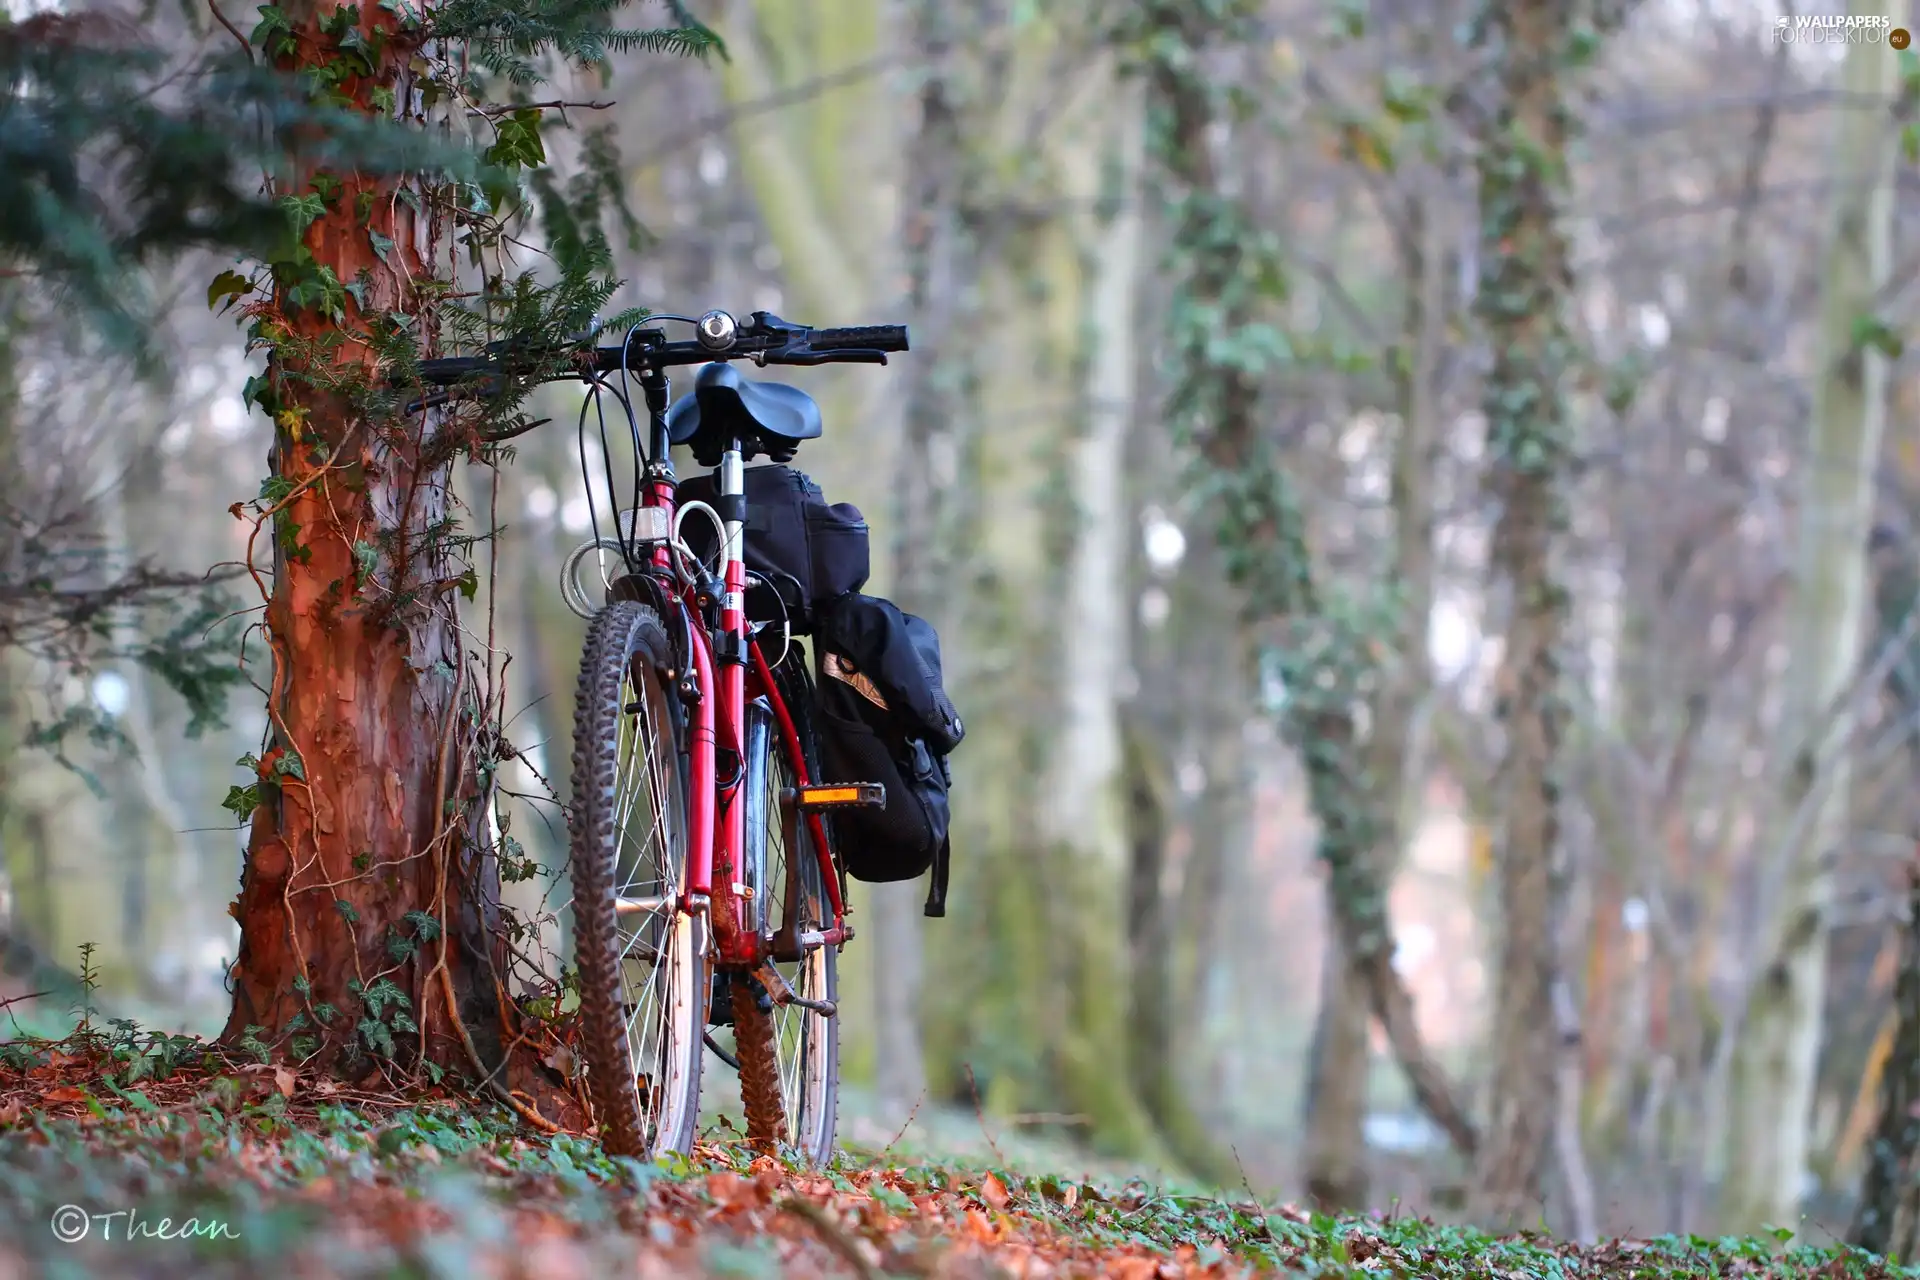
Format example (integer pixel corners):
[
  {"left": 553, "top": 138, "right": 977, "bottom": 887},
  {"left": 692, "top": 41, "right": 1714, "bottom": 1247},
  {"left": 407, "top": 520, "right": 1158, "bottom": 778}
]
[{"left": 1772, "top": 14, "right": 1909, "bottom": 45}]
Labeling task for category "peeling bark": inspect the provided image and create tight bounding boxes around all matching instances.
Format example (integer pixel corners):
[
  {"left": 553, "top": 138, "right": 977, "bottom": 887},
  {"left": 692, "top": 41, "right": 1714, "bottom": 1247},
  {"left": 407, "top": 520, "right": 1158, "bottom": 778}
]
[{"left": 219, "top": 1, "right": 574, "bottom": 1121}]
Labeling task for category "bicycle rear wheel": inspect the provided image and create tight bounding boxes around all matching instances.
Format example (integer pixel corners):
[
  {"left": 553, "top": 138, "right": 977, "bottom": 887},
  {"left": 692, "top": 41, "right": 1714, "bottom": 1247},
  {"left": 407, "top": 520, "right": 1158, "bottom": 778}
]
[
  {"left": 732, "top": 672, "right": 839, "bottom": 1164},
  {"left": 568, "top": 600, "right": 706, "bottom": 1158}
]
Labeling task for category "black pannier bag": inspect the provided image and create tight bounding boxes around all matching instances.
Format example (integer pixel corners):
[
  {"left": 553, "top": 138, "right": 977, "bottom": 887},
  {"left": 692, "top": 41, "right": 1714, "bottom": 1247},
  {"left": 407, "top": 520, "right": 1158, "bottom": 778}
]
[
  {"left": 812, "top": 593, "right": 963, "bottom": 917},
  {"left": 674, "top": 465, "right": 869, "bottom": 633}
]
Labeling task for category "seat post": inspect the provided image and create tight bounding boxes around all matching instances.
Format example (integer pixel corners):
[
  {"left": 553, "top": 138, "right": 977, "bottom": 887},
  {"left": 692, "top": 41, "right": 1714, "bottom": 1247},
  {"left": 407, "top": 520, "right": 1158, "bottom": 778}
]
[{"left": 718, "top": 437, "right": 746, "bottom": 616}]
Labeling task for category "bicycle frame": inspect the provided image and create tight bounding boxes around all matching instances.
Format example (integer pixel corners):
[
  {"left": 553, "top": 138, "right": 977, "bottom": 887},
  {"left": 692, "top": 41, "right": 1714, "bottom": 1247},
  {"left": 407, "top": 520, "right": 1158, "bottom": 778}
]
[{"left": 626, "top": 366, "right": 849, "bottom": 972}]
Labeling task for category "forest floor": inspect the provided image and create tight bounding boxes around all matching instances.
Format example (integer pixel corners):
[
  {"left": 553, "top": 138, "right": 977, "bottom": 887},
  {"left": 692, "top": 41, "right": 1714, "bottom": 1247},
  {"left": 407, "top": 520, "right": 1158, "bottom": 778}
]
[{"left": 0, "top": 1031, "right": 1912, "bottom": 1279}]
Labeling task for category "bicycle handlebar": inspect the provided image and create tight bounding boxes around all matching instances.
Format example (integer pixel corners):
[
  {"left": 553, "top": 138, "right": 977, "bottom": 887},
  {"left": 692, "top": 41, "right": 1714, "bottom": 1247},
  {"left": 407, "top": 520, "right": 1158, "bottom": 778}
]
[
  {"left": 805, "top": 324, "right": 909, "bottom": 352},
  {"left": 407, "top": 310, "right": 909, "bottom": 394}
]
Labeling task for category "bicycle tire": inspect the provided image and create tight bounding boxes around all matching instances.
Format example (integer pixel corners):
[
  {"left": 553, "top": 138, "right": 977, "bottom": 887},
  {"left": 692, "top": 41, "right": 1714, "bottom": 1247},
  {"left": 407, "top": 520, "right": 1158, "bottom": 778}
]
[
  {"left": 568, "top": 600, "right": 706, "bottom": 1158},
  {"left": 732, "top": 662, "right": 839, "bottom": 1164}
]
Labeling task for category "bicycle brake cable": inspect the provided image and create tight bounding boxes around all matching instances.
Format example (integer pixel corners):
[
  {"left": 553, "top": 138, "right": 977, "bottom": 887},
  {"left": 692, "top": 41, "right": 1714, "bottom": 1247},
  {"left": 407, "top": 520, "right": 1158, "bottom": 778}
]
[{"left": 575, "top": 373, "right": 639, "bottom": 576}]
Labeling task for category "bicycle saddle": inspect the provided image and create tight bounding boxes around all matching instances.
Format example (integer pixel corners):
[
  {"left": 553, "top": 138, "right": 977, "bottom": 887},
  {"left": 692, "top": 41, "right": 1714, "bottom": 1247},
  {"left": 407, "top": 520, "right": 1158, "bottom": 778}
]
[{"left": 668, "top": 362, "right": 822, "bottom": 464}]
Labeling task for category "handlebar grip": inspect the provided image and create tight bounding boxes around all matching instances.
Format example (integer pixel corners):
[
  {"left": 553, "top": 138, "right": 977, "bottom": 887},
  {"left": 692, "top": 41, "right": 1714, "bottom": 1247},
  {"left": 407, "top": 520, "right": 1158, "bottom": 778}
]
[
  {"left": 768, "top": 349, "right": 889, "bottom": 367},
  {"left": 414, "top": 357, "right": 494, "bottom": 386},
  {"left": 806, "top": 325, "right": 909, "bottom": 352}
]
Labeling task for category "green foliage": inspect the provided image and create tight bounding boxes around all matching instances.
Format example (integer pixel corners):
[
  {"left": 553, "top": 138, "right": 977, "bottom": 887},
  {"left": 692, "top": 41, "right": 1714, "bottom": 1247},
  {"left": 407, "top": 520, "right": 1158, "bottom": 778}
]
[
  {"left": 0, "top": 555, "right": 253, "bottom": 768},
  {"left": 0, "top": 22, "right": 270, "bottom": 359},
  {"left": 0, "top": 18, "right": 480, "bottom": 365},
  {"left": 74, "top": 942, "right": 100, "bottom": 1037},
  {"left": 527, "top": 123, "right": 651, "bottom": 269},
  {"left": 208, "top": 270, "right": 254, "bottom": 313},
  {"left": 22, "top": 706, "right": 125, "bottom": 799},
  {"left": 0, "top": 1087, "right": 1905, "bottom": 1278},
  {"left": 250, "top": 5, "right": 299, "bottom": 59},
  {"left": 430, "top": 0, "right": 723, "bottom": 85},
  {"left": 391, "top": 909, "right": 447, "bottom": 959},
  {"left": 1852, "top": 312, "right": 1905, "bottom": 360},
  {"left": 221, "top": 771, "right": 262, "bottom": 820},
  {"left": 133, "top": 592, "right": 252, "bottom": 739},
  {"left": 237, "top": 1024, "right": 273, "bottom": 1063},
  {"left": 0, "top": 2, "right": 592, "bottom": 781},
  {"left": 485, "top": 106, "right": 549, "bottom": 169},
  {"left": 350, "top": 975, "right": 414, "bottom": 1058}
]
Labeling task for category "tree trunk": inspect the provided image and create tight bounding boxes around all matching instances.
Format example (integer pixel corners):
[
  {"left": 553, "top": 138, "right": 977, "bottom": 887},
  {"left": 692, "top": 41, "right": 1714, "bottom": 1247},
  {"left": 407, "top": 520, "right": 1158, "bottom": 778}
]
[
  {"left": 1124, "top": 718, "right": 1239, "bottom": 1185},
  {"left": 862, "top": 0, "right": 976, "bottom": 1121},
  {"left": 1124, "top": 728, "right": 1175, "bottom": 1128},
  {"left": 1037, "top": 69, "right": 1163, "bottom": 1159},
  {"left": 1132, "top": 0, "right": 1480, "bottom": 1164},
  {"left": 1469, "top": 0, "right": 1578, "bottom": 1227},
  {"left": 1302, "top": 933, "right": 1374, "bottom": 1207},
  {"left": 1301, "top": 168, "right": 1448, "bottom": 1212},
  {"left": 1851, "top": 851, "right": 1920, "bottom": 1255},
  {"left": 220, "top": 2, "right": 568, "bottom": 1118},
  {"left": 1723, "top": 2, "right": 1899, "bottom": 1229}
]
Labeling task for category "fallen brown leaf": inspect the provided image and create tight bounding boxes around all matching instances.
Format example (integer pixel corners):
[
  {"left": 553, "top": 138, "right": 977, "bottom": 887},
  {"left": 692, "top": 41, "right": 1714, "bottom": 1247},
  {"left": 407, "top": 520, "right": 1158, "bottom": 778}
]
[
  {"left": 274, "top": 1066, "right": 298, "bottom": 1098},
  {"left": 981, "top": 1172, "right": 1010, "bottom": 1210},
  {"left": 541, "top": 1045, "right": 576, "bottom": 1082}
]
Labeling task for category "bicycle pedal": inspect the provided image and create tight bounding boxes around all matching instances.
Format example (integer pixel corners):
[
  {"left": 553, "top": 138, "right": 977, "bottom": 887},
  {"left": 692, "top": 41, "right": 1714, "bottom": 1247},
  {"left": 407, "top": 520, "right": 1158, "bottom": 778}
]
[
  {"left": 783, "top": 783, "right": 886, "bottom": 811},
  {"left": 753, "top": 961, "right": 836, "bottom": 1018}
]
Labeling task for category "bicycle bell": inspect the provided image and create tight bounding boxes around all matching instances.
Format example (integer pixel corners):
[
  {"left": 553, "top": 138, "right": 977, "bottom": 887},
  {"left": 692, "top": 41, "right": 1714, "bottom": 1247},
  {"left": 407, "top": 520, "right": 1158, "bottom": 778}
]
[{"left": 695, "top": 309, "right": 738, "bottom": 351}]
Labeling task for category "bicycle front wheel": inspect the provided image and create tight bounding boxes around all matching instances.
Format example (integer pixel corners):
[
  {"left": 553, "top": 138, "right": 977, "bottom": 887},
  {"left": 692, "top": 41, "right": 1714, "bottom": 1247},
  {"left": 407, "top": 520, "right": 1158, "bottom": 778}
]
[
  {"left": 568, "top": 600, "right": 706, "bottom": 1158},
  {"left": 733, "top": 672, "right": 839, "bottom": 1164}
]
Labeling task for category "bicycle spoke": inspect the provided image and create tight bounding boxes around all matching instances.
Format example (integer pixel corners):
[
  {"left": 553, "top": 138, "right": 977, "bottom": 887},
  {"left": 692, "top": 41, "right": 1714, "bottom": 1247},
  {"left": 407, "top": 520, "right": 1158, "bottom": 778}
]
[
  {"left": 738, "top": 692, "right": 837, "bottom": 1161},
  {"left": 609, "top": 667, "right": 683, "bottom": 1109}
]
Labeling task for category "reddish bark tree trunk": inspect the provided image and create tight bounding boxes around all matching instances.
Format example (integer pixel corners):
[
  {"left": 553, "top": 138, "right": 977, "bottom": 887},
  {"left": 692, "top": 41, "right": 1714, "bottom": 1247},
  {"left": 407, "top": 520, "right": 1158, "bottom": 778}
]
[{"left": 218, "top": 0, "right": 578, "bottom": 1123}]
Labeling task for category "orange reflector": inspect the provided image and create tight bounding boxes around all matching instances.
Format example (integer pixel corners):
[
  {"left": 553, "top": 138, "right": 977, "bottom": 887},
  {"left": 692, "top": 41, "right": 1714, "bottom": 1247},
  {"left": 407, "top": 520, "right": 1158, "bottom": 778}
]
[{"left": 787, "top": 783, "right": 886, "bottom": 809}]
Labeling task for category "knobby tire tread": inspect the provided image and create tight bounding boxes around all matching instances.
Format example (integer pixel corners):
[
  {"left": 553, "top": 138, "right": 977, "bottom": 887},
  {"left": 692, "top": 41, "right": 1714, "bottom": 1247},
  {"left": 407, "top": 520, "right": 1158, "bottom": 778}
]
[
  {"left": 735, "top": 656, "right": 838, "bottom": 1162},
  {"left": 569, "top": 600, "right": 698, "bottom": 1158},
  {"left": 733, "top": 978, "right": 788, "bottom": 1153},
  {"left": 779, "top": 659, "right": 840, "bottom": 1165}
]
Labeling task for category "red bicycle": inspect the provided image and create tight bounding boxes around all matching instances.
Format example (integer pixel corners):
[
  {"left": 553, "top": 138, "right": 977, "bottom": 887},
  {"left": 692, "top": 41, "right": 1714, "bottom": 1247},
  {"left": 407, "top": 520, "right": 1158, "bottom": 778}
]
[{"left": 421, "top": 309, "right": 906, "bottom": 1163}]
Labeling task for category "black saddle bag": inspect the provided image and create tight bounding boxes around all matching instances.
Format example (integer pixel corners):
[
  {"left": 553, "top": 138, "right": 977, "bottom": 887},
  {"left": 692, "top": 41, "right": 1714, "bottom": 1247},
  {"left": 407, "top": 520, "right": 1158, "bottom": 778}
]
[
  {"left": 675, "top": 465, "right": 868, "bottom": 633},
  {"left": 811, "top": 593, "right": 963, "bottom": 917}
]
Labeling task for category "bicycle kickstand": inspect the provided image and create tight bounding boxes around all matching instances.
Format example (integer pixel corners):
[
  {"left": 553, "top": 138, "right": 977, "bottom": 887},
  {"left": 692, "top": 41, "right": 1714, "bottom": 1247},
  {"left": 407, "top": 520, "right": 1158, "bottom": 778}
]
[{"left": 753, "top": 960, "right": 837, "bottom": 1018}]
